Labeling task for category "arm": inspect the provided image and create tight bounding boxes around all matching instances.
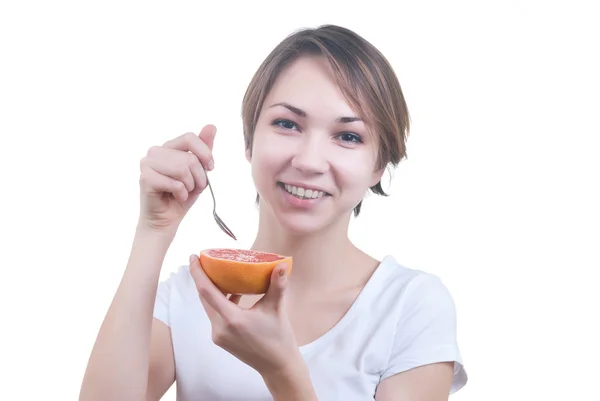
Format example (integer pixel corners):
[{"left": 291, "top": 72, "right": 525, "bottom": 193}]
[
  {"left": 146, "top": 318, "right": 176, "bottom": 401},
  {"left": 79, "top": 227, "right": 176, "bottom": 401},
  {"left": 79, "top": 127, "right": 217, "bottom": 400},
  {"left": 375, "top": 362, "right": 454, "bottom": 401},
  {"left": 376, "top": 274, "right": 467, "bottom": 400}
]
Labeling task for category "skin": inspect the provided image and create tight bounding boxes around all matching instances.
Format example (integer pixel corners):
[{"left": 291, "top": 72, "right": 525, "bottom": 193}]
[{"left": 78, "top": 55, "right": 454, "bottom": 401}]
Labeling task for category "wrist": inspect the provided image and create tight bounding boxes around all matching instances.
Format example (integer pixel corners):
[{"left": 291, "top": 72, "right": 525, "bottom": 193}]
[
  {"left": 135, "top": 220, "right": 178, "bottom": 242},
  {"left": 262, "top": 357, "right": 317, "bottom": 401},
  {"left": 127, "top": 224, "right": 176, "bottom": 271}
]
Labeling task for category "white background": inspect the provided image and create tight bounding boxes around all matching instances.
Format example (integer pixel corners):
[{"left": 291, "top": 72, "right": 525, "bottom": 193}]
[{"left": 1, "top": 0, "right": 598, "bottom": 400}]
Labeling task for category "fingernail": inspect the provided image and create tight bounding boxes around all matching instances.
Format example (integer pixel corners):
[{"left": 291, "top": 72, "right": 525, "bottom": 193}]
[
  {"left": 279, "top": 265, "right": 286, "bottom": 277},
  {"left": 208, "top": 159, "right": 214, "bottom": 170},
  {"left": 189, "top": 255, "right": 196, "bottom": 264}
]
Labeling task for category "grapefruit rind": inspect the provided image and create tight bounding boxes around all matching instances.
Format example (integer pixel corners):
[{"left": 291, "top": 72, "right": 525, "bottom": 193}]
[{"left": 198, "top": 248, "right": 293, "bottom": 295}]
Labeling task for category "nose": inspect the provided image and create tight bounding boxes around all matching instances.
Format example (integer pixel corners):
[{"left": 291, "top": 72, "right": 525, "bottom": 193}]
[{"left": 290, "top": 135, "right": 329, "bottom": 175}]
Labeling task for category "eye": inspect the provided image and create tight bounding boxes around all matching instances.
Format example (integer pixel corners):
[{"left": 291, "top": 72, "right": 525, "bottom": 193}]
[
  {"left": 272, "top": 119, "right": 299, "bottom": 131},
  {"left": 337, "top": 132, "right": 363, "bottom": 143}
]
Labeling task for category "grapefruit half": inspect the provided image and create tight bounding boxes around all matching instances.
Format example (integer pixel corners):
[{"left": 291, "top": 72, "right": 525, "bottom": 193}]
[{"left": 199, "top": 248, "right": 293, "bottom": 294}]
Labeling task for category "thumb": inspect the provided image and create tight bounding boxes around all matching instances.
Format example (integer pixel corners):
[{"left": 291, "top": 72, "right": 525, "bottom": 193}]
[
  {"left": 198, "top": 124, "right": 217, "bottom": 151},
  {"left": 259, "top": 262, "right": 288, "bottom": 311}
]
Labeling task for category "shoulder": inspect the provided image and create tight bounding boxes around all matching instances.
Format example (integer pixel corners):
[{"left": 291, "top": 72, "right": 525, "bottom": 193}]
[
  {"left": 368, "top": 255, "right": 456, "bottom": 315},
  {"left": 372, "top": 255, "right": 468, "bottom": 394},
  {"left": 373, "top": 255, "right": 461, "bottom": 343},
  {"left": 378, "top": 256, "right": 460, "bottom": 347},
  {"left": 157, "top": 264, "right": 197, "bottom": 298}
]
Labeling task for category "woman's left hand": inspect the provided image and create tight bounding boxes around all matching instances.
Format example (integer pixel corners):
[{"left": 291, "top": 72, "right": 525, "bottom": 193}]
[{"left": 189, "top": 254, "right": 303, "bottom": 378}]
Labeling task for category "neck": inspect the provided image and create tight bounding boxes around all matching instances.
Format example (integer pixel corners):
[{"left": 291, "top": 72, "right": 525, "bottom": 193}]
[{"left": 250, "top": 205, "right": 362, "bottom": 292}]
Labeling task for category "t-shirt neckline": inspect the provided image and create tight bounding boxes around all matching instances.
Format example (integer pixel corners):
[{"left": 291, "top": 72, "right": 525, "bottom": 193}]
[{"left": 298, "top": 255, "right": 396, "bottom": 355}]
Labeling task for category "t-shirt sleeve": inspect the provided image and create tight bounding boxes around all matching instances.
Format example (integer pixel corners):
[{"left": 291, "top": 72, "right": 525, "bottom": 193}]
[
  {"left": 153, "top": 275, "right": 172, "bottom": 327},
  {"left": 381, "top": 273, "right": 468, "bottom": 394}
]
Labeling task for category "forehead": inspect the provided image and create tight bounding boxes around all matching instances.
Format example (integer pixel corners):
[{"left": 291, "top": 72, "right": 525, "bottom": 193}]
[{"left": 263, "top": 55, "right": 361, "bottom": 120}]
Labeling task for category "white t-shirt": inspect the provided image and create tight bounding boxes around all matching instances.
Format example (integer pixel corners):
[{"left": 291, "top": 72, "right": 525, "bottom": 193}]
[{"left": 153, "top": 255, "right": 467, "bottom": 400}]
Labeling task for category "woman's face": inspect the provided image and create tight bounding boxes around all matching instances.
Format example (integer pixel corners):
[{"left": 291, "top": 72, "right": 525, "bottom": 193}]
[{"left": 248, "top": 55, "right": 384, "bottom": 235}]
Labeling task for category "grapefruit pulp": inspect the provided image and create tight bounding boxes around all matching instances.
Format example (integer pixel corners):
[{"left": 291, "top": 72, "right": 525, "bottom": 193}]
[{"left": 199, "top": 248, "right": 293, "bottom": 294}]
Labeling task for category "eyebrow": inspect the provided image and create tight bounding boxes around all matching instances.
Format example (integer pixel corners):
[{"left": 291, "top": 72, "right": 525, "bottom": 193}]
[{"left": 269, "top": 102, "right": 362, "bottom": 123}]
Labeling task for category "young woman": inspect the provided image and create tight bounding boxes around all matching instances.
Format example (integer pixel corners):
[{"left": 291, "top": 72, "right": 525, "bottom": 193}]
[{"left": 79, "top": 25, "right": 467, "bottom": 401}]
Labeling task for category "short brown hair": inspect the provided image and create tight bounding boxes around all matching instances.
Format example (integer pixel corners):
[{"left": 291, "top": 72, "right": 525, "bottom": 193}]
[{"left": 242, "top": 24, "right": 410, "bottom": 216}]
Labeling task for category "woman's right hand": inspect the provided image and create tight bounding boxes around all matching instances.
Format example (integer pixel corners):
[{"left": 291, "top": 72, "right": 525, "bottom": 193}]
[{"left": 137, "top": 124, "right": 217, "bottom": 233}]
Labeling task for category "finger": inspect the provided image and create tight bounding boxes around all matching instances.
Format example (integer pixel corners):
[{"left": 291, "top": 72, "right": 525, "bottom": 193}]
[
  {"left": 189, "top": 160, "right": 208, "bottom": 196},
  {"left": 143, "top": 147, "right": 196, "bottom": 193},
  {"left": 198, "top": 291, "right": 219, "bottom": 322},
  {"left": 164, "top": 131, "right": 214, "bottom": 172},
  {"left": 140, "top": 166, "right": 188, "bottom": 203},
  {"left": 257, "top": 262, "right": 288, "bottom": 311},
  {"left": 198, "top": 124, "right": 217, "bottom": 153},
  {"left": 189, "top": 254, "right": 237, "bottom": 318}
]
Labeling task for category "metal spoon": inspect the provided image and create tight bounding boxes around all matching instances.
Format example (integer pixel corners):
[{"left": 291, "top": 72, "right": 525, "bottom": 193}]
[{"left": 205, "top": 174, "right": 237, "bottom": 241}]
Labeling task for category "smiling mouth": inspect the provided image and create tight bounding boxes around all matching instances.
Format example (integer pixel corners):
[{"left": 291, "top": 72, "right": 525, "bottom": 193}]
[{"left": 277, "top": 182, "right": 330, "bottom": 200}]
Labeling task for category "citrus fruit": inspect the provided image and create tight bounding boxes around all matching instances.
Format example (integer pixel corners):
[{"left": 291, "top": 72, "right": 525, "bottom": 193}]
[{"left": 199, "top": 248, "right": 293, "bottom": 294}]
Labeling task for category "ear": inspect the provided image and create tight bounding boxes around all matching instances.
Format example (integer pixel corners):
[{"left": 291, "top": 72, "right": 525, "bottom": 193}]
[
  {"left": 245, "top": 147, "right": 252, "bottom": 163},
  {"left": 370, "top": 166, "right": 386, "bottom": 187}
]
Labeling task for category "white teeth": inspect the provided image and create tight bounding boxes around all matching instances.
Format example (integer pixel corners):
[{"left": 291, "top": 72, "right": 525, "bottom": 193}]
[{"left": 283, "top": 184, "right": 325, "bottom": 200}]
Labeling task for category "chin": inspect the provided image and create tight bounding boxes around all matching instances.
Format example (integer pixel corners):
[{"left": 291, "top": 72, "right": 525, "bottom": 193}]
[{"left": 273, "top": 213, "right": 334, "bottom": 237}]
